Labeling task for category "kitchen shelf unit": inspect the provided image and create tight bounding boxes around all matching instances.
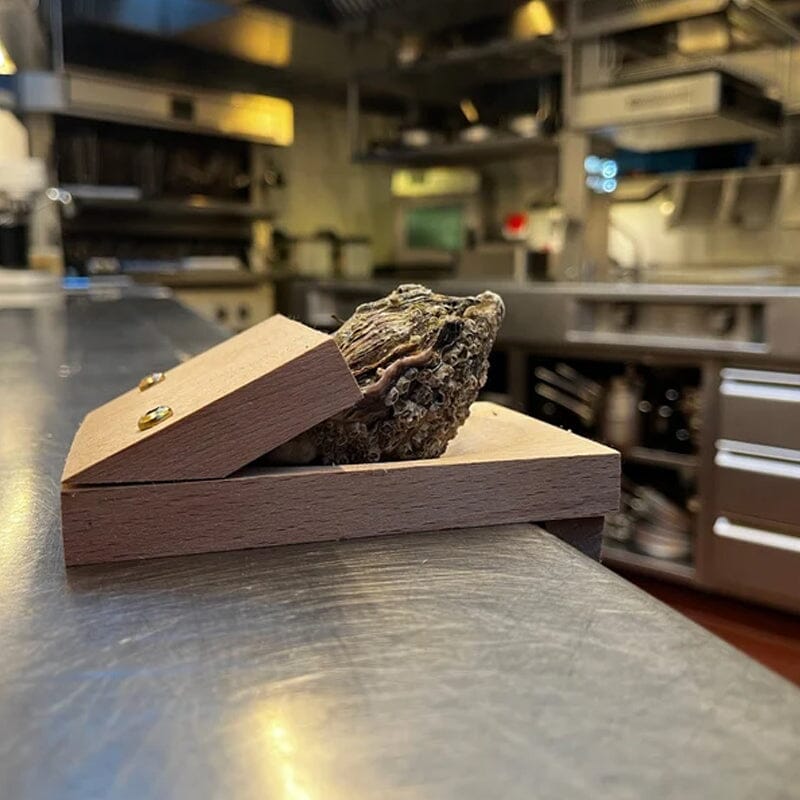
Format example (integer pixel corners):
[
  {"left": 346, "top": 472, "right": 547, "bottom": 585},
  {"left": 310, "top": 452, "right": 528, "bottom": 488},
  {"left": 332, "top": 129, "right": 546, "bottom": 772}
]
[
  {"left": 64, "top": 190, "right": 275, "bottom": 220},
  {"left": 61, "top": 217, "right": 255, "bottom": 242},
  {"left": 126, "top": 270, "right": 268, "bottom": 289},
  {"left": 349, "top": 28, "right": 562, "bottom": 167},
  {"left": 602, "top": 542, "right": 698, "bottom": 586},
  {"left": 358, "top": 34, "right": 563, "bottom": 103},
  {"left": 353, "top": 134, "right": 559, "bottom": 167},
  {"left": 624, "top": 447, "right": 699, "bottom": 471}
]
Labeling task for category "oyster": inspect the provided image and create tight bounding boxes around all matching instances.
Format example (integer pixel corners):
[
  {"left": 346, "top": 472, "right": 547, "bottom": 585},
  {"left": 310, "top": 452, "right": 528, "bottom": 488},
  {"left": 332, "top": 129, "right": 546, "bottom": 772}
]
[{"left": 274, "top": 284, "right": 504, "bottom": 465}]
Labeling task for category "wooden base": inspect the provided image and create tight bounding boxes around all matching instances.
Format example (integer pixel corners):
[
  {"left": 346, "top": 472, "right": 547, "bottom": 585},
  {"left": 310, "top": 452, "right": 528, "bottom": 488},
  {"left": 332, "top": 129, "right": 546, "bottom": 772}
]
[{"left": 61, "top": 403, "right": 619, "bottom": 566}]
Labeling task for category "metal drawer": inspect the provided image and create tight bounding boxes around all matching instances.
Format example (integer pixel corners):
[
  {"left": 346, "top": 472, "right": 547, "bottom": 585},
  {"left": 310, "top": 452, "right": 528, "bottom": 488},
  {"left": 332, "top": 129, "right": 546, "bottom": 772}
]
[
  {"left": 715, "top": 444, "right": 800, "bottom": 527},
  {"left": 713, "top": 433, "right": 800, "bottom": 611},
  {"left": 711, "top": 517, "right": 800, "bottom": 611},
  {"left": 719, "top": 368, "right": 800, "bottom": 451}
]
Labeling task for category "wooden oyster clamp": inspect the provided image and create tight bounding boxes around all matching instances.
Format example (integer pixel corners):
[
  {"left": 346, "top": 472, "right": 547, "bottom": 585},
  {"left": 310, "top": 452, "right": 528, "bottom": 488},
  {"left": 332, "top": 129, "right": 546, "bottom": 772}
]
[{"left": 61, "top": 315, "right": 620, "bottom": 566}]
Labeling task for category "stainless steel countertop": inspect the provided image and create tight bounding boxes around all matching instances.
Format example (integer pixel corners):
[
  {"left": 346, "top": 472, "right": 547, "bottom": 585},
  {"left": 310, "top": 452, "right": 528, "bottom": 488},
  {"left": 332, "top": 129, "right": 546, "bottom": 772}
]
[
  {"left": 277, "top": 278, "right": 800, "bottom": 363},
  {"left": 1, "top": 291, "right": 799, "bottom": 799},
  {"left": 288, "top": 277, "right": 800, "bottom": 300}
]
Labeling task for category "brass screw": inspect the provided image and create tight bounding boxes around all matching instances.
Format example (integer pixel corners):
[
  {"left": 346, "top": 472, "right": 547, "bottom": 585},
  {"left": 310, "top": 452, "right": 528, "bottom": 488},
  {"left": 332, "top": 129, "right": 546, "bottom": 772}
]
[
  {"left": 138, "top": 405, "right": 173, "bottom": 431},
  {"left": 138, "top": 371, "right": 165, "bottom": 391}
]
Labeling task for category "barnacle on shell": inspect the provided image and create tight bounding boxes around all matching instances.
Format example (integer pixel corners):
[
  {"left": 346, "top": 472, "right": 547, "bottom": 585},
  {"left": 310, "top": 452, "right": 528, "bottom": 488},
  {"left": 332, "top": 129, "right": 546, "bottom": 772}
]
[{"left": 308, "top": 283, "right": 505, "bottom": 464}]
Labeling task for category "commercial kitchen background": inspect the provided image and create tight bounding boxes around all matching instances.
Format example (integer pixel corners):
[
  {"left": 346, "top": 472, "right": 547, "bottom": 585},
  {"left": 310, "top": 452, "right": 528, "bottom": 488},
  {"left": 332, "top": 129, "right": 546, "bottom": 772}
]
[{"left": 2, "top": 0, "right": 800, "bottom": 680}]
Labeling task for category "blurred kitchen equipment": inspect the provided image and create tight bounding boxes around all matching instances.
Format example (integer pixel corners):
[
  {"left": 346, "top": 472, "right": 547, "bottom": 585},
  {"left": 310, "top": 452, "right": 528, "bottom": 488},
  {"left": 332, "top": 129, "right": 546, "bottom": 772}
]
[
  {"left": 11, "top": 70, "right": 294, "bottom": 146},
  {"left": 605, "top": 482, "right": 640, "bottom": 545},
  {"left": 276, "top": 231, "right": 372, "bottom": 279},
  {"left": 285, "top": 232, "right": 337, "bottom": 279},
  {"left": 571, "top": 0, "right": 800, "bottom": 43},
  {"left": 614, "top": 481, "right": 694, "bottom": 560},
  {"left": 395, "top": 34, "right": 424, "bottom": 65},
  {"left": 60, "top": 184, "right": 141, "bottom": 202},
  {"left": 711, "top": 368, "right": 800, "bottom": 609},
  {"left": 390, "top": 168, "right": 484, "bottom": 271},
  {"left": 536, "top": 365, "right": 597, "bottom": 405},
  {"left": 509, "top": 0, "right": 559, "bottom": 39},
  {"left": 181, "top": 256, "right": 242, "bottom": 272},
  {"left": 0, "top": 268, "right": 62, "bottom": 310},
  {"left": 534, "top": 382, "right": 595, "bottom": 428},
  {"left": 602, "top": 371, "right": 642, "bottom": 452},
  {"left": 635, "top": 485, "right": 692, "bottom": 529},
  {"left": 458, "top": 124, "right": 494, "bottom": 143},
  {"left": 339, "top": 237, "right": 372, "bottom": 279},
  {"left": 508, "top": 113, "right": 541, "bottom": 138},
  {"left": 400, "top": 127, "right": 440, "bottom": 149},
  {"left": 55, "top": 119, "right": 254, "bottom": 202},
  {"left": 676, "top": 15, "right": 732, "bottom": 54},
  {"left": 530, "top": 362, "right": 604, "bottom": 433},
  {"left": 458, "top": 242, "right": 529, "bottom": 281},
  {"left": 632, "top": 485, "right": 693, "bottom": 560},
  {"left": 572, "top": 71, "right": 783, "bottom": 152},
  {"left": 664, "top": 168, "right": 784, "bottom": 231},
  {"left": 554, "top": 363, "right": 603, "bottom": 402},
  {"left": 638, "top": 372, "right": 699, "bottom": 454},
  {"left": 0, "top": 157, "right": 46, "bottom": 268},
  {"left": 635, "top": 522, "right": 692, "bottom": 560}
]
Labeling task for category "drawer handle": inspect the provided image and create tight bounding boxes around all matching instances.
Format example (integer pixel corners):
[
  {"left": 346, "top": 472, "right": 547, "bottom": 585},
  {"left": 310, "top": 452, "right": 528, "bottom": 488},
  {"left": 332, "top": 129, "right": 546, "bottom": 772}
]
[
  {"left": 717, "top": 439, "right": 800, "bottom": 463},
  {"left": 715, "top": 451, "right": 800, "bottom": 480},
  {"left": 714, "top": 517, "right": 800, "bottom": 554},
  {"left": 721, "top": 368, "right": 800, "bottom": 387},
  {"left": 721, "top": 379, "right": 800, "bottom": 403}
]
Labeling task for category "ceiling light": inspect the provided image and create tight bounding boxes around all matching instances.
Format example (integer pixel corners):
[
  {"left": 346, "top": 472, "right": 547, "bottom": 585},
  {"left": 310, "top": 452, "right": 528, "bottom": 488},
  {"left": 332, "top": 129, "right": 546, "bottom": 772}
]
[
  {"left": 511, "top": 1, "right": 556, "bottom": 39},
  {"left": 0, "top": 39, "right": 17, "bottom": 75}
]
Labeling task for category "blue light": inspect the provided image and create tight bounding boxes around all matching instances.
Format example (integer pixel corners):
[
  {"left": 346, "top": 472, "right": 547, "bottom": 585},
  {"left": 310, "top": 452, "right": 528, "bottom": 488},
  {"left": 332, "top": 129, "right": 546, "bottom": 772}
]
[
  {"left": 586, "top": 173, "right": 619, "bottom": 194},
  {"left": 601, "top": 160, "right": 618, "bottom": 179},
  {"left": 62, "top": 276, "right": 90, "bottom": 290},
  {"left": 583, "top": 155, "right": 602, "bottom": 174}
]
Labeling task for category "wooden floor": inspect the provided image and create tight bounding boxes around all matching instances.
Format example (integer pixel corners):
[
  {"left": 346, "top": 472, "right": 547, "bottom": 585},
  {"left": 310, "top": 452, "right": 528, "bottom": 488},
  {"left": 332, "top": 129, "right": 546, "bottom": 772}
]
[{"left": 620, "top": 573, "right": 800, "bottom": 686}]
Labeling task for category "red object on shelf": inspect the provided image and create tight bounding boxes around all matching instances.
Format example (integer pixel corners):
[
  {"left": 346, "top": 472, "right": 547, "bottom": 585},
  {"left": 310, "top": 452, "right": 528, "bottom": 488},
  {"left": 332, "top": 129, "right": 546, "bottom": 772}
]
[{"left": 503, "top": 211, "right": 528, "bottom": 240}]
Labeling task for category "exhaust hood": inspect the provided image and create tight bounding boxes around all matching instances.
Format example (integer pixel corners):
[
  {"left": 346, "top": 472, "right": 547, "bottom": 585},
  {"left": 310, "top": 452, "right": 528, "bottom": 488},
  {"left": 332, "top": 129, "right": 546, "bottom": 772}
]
[
  {"left": 4, "top": 68, "right": 294, "bottom": 145},
  {"left": 572, "top": 0, "right": 800, "bottom": 44},
  {"left": 571, "top": 70, "right": 783, "bottom": 152}
]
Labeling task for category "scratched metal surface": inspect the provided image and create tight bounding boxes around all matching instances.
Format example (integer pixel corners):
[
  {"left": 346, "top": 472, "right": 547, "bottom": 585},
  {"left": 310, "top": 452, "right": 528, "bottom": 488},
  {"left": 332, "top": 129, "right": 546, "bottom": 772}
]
[{"left": 1, "top": 291, "right": 799, "bottom": 800}]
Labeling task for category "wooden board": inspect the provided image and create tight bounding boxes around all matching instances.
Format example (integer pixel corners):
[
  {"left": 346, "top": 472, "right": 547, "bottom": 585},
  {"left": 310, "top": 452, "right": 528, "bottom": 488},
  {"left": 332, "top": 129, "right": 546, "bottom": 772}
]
[
  {"left": 61, "top": 315, "right": 362, "bottom": 485},
  {"left": 61, "top": 402, "right": 620, "bottom": 566}
]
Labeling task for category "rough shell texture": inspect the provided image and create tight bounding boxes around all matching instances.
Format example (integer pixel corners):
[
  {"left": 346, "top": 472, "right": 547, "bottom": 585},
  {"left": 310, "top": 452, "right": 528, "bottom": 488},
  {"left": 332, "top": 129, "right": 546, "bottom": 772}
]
[{"left": 310, "top": 283, "right": 505, "bottom": 464}]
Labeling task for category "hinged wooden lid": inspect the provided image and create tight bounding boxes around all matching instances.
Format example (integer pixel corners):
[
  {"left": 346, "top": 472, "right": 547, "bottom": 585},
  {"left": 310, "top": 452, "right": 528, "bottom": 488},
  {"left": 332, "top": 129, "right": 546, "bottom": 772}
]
[{"left": 62, "top": 315, "right": 362, "bottom": 485}]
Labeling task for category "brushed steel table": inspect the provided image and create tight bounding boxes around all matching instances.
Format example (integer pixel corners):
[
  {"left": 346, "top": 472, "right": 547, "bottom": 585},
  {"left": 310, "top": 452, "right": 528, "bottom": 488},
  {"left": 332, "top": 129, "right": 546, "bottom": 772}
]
[{"left": 1, "top": 288, "right": 798, "bottom": 800}]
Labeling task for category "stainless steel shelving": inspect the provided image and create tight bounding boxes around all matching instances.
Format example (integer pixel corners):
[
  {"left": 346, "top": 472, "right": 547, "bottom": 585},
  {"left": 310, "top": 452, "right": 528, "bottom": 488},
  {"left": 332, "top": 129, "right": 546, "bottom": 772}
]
[
  {"left": 602, "top": 543, "right": 698, "bottom": 585},
  {"left": 625, "top": 447, "right": 699, "bottom": 471},
  {"left": 348, "top": 21, "right": 562, "bottom": 167},
  {"left": 353, "top": 134, "right": 559, "bottom": 167},
  {"left": 67, "top": 194, "right": 274, "bottom": 219},
  {"left": 357, "top": 34, "right": 563, "bottom": 102}
]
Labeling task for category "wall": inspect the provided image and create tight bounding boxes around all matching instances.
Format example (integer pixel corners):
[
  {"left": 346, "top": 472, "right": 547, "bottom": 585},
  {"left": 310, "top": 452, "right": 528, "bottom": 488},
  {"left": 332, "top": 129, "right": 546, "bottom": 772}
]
[
  {"left": 0, "top": 110, "right": 28, "bottom": 158},
  {"left": 272, "top": 99, "right": 395, "bottom": 263}
]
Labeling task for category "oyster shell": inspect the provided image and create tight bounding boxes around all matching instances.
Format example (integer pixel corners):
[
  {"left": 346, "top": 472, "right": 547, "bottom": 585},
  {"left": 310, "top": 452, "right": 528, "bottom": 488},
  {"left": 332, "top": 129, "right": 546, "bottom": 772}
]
[{"left": 279, "top": 283, "right": 504, "bottom": 465}]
